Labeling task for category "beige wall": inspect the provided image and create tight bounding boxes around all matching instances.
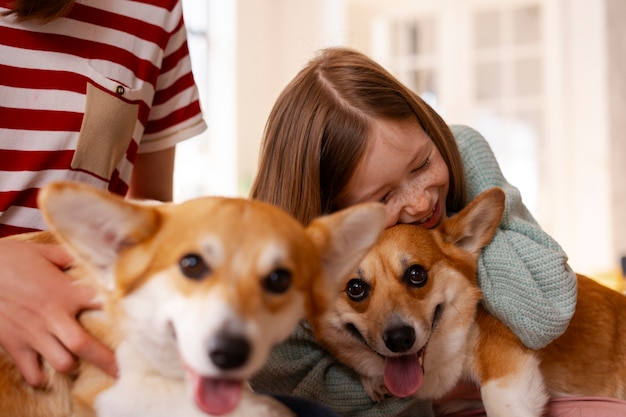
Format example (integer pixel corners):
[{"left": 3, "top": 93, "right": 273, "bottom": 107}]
[
  {"left": 236, "top": 0, "right": 347, "bottom": 193},
  {"left": 546, "top": 0, "right": 612, "bottom": 275},
  {"left": 607, "top": 0, "right": 626, "bottom": 266}
]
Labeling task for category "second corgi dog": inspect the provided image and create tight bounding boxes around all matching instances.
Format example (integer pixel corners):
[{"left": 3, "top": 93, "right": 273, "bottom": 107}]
[
  {"left": 0, "top": 181, "right": 386, "bottom": 417},
  {"left": 311, "top": 187, "right": 626, "bottom": 417}
]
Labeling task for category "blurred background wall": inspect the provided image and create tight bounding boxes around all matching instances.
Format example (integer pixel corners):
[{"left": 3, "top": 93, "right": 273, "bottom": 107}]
[{"left": 176, "top": 0, "right": 626, "bottom": 283}]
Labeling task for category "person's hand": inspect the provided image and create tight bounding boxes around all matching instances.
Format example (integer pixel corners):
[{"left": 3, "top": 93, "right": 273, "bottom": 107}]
[{"left": 0, "top": 239, "right": 118, "bottom": 387}]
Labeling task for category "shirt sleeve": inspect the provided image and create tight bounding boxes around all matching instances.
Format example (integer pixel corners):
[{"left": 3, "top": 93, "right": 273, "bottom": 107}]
[
  {"left": 450, "top": 124, "right": 577, "bottom": 349},
  {"left": 250, "top": 322, "right": 433, "bottom": 417},
  {"left": 139, "top": 3, "right": 206, "bottom": 153}
]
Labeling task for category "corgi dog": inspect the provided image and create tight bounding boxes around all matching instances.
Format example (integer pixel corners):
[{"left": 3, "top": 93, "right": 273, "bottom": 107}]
[
  {"left": 0, "top": 181, "right": 386, "bottom": 417},
  {"left": 311, "top": 187, "right": 626, "bottom": 417}
]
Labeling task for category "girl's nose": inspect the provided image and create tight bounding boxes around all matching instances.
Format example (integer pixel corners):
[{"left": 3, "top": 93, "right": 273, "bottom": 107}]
[{"left": 397, "top": 190, "right": 430, "bottom": 223}]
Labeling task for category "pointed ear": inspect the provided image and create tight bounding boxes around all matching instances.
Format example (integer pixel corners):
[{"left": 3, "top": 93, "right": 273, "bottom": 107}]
[
  {"left": 38, "top": 182, "right": 160, "bottom": 287},
  {"left": 305, "top": 203, "right": 386, "bottom": 312},
  {"left": 439, "top": 187, "right": 506, "bottom": 257}
]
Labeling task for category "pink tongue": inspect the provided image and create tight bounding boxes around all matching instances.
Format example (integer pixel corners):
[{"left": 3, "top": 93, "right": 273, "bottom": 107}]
[
  {"left": 190, "top": 371, "right": 243, "bottom": 415},
  {"left": 383, "top": 353, "right": 424, "bottom": 397}
]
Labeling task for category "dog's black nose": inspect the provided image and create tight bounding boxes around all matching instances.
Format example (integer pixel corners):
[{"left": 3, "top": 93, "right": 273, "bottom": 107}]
[
  {"left": 383, "top": 326, "right": 416, "bottom": 353},
  {"left": 209, "top": 334, "right": 250, "bottom": 370}
]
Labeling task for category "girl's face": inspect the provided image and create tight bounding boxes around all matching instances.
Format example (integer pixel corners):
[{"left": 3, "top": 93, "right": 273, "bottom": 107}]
[{"left": 340, "top": 118, "right": 450, "bottom": 228}]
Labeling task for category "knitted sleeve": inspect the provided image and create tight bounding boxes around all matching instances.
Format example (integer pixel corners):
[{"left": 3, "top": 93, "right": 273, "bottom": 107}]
[
  {"left": 250, "top": 322, "right": 433, "bottom": 417},
  {"left": 450, "top": 124, "right": 577, "bottom": 349}
]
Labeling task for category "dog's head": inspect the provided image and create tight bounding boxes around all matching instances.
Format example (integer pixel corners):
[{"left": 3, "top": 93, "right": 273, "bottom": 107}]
[
  {"left": 310, "top": 188, "right": 505, "bottom": 400},
  {"left": 38, "top": 181, "right": 386, "bottom": 415}
]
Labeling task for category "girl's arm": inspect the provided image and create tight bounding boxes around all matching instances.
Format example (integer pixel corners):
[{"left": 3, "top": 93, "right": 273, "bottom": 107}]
[
  {"left": 251, "top": 322, "right": 433, "bottom": 417},
  {"left": 451, "top": 124, "right": 577, "bottom": 349}
]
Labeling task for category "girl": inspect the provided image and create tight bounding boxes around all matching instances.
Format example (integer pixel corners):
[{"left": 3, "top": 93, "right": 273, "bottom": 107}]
[{"left": 249, "top": 47, "right": 626, "bottom": 416}]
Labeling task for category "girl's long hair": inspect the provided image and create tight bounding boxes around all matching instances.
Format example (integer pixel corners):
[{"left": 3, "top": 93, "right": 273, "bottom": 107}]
[{"left": 251, "top": 47, "right": 467, "bottom": 225}]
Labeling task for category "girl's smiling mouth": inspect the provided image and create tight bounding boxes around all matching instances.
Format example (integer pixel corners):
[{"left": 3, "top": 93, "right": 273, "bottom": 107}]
[{"left": 416, "top": 202, "right": 441, "bottom": 229}]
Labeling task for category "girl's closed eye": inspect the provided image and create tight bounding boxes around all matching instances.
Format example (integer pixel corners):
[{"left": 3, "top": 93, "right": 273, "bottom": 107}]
[
  {"left": 379, "top": 154, "right": 432, "bottom": 204},
  {"left": 412, "top": 153, "right": 432, "bottom": 173}
]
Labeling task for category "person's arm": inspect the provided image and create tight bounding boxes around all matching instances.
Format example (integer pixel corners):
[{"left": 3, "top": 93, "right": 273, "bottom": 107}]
[
  {"left": 128, "top": 0, "right": 206, "bottom": 203},
  {"left": 251, "top": 322, "right": 433, "bottom": 417},
  {"left": 128, "top": 147, "right": 176, "bottom": 202},
  {"left": 451, "top": 124, "right": 577, "bottom": 349},
  {"left": 0, "top": 239, "right": 118, "bottom": 386}
]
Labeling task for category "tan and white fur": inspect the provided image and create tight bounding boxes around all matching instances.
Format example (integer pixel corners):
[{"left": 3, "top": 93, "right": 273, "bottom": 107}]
[
  {"left": 311, "top": 187, "right": 626, "bottom": 417},
  {"left": 0, "top": 181, "right": 386, "bottom": 417}
]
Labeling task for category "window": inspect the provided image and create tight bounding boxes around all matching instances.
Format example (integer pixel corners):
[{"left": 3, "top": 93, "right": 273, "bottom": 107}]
[
  {"left": 176, "top": 0, "right": 238, "bottom": 201},
  {"left": 472, "top": 4, "right": 543, "bottom": 213},
  {"left": 388, "top": 17, "right": 439, "bottom": 110},
  {"left": 382, "top": 2, "right": 544, "bottom": 214}
]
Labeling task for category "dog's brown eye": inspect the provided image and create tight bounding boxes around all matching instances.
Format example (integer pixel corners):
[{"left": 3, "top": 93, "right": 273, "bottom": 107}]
[
  {"left": 263, "top": 268, "right": 292, "bottom": 294},
  {"left": 405, "top": 264, "right": 427, "bottom": 288},
  {"left": 346, "top": 278, "right": 369, "bottom": 302},
  {"left": 179, "top": 253, "right": 210, "bottom": 280}
]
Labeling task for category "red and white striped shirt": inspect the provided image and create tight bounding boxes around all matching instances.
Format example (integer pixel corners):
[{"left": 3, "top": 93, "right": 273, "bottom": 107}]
[{"left": 0, "top": 0, "right": 206, "bottom": 237}]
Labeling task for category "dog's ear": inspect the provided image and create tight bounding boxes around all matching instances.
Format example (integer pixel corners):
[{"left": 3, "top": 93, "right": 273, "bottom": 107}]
[
  {"left": 305, "top": 203, "right": 386, "bottom": 311},
  {"left": 439, "top": 187, "right": 506, "bottom": 256},
  {"left": 38, "top": 181, "right": 160, "bottom": 288}
]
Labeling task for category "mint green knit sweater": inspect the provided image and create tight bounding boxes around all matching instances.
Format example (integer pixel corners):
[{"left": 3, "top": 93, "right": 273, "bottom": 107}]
[{"left": 250, "top": 125, "right": 578, "bottom": 417}]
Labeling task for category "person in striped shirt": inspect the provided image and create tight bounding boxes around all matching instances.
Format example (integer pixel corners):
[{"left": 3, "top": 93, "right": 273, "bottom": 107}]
[{"left": 0, "top": 0, "right": 206, "bottom": 388}]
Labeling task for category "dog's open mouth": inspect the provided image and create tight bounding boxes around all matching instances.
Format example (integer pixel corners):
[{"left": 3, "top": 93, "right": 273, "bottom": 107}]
[
  {"left": 383, "top": 348, "right": 425, "bottom": 397},
  {"left": 188, "top": 369, "right": 244, "bottom": 416},
  {"left": 370, "top": 303, "right": 444, "bottom": 398},
  {"left": 346, "top": 322, "right": 426, "bottom": 398}
]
